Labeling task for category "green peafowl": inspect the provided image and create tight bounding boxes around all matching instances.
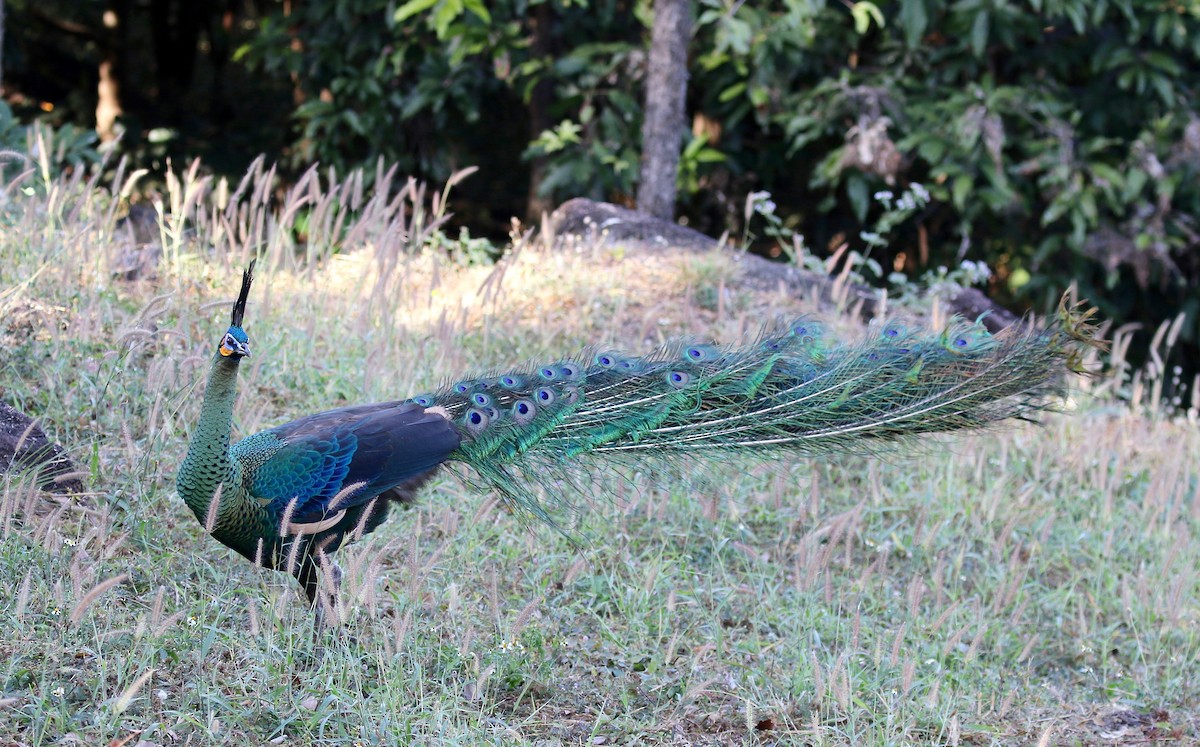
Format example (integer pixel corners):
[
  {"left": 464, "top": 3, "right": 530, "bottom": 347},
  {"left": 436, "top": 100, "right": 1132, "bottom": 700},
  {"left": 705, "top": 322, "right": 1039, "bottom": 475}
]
[{"left": 178, "top": 263, "right": 1095, "bottom": 622}]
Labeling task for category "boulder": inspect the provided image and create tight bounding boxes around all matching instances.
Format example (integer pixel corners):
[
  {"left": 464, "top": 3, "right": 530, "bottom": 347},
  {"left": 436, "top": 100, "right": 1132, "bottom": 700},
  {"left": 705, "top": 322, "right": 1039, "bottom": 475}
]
[{"left": 0, "top": 401, "right": 83, "bottom": 492}]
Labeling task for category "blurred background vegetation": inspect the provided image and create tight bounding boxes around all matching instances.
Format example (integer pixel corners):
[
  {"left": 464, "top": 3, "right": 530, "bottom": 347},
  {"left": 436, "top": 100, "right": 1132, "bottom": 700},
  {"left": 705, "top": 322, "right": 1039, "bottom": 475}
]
[{"left": 2, "top": 0, "right": 1198, "bottom": 388}]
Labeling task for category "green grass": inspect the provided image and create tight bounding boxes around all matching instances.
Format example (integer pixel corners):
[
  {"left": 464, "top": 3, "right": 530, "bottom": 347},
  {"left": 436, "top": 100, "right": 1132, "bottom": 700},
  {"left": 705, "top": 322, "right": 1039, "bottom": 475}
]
[{"left": 0, "top": 158, "right": 1197, "bottom": 746}]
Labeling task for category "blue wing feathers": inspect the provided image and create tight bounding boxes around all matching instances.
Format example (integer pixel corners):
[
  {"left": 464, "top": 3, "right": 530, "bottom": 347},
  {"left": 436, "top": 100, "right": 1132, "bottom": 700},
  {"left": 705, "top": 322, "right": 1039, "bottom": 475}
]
[{"left": 233, "top": 402, "right": 461, "bottom": 523}]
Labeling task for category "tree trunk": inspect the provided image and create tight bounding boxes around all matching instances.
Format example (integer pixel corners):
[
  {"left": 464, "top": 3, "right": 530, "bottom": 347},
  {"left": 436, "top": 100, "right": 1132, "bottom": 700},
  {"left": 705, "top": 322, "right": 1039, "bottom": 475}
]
[
  {"left": 96, "top": 0, "right": 130, "bottom": 141},
  {"left": 636, "top": 0, "right": 691, "bottom": 221}
]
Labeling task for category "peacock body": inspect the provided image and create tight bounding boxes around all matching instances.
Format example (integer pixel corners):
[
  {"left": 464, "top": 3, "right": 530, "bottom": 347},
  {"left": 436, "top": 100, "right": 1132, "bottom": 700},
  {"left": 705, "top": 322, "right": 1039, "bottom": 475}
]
[{"left": 178, "top": 264, "right": 1094, "bottom": 617}]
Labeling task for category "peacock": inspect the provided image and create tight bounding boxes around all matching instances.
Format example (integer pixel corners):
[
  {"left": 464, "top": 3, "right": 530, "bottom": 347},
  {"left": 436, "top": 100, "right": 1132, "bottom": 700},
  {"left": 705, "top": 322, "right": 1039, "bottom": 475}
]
[{"left": 178, "top": 262, "right": 1096, "bottom": 622}]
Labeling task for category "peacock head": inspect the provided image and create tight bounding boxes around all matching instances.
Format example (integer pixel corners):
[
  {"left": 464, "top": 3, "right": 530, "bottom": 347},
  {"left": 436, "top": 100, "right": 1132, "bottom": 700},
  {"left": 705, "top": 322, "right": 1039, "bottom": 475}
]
[
  {"left": 219, "top": 261, "right": 255, "bottom": 359},
  {"left": 219, "top": 326, "right": 250, "bottom": 359}
]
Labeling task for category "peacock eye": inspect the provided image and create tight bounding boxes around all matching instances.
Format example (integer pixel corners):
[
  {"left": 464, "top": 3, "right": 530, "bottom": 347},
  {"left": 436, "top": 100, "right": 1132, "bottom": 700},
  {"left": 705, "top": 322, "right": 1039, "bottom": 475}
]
[{"left": 667, "top": 371, "right": 691, "bottom": 388}]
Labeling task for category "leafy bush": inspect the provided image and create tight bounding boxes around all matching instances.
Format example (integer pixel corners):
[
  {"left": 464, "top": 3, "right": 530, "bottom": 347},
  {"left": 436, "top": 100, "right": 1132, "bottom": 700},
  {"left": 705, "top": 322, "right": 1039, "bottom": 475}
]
[
  {"left": 693, "top": 0, "right": 1200, "bottom": 374},
  {"left": 0, "top": 101, "right": 104, "bottom": 179},
  {"left": 235, "top": 0, "right": 647, "bottom": 221}
]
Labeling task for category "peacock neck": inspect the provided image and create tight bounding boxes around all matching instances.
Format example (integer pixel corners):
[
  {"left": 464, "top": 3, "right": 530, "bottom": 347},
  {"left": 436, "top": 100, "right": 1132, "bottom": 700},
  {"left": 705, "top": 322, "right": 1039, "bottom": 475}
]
[{"left": 178, "top": 353, "right": 242, "bottom": 524}]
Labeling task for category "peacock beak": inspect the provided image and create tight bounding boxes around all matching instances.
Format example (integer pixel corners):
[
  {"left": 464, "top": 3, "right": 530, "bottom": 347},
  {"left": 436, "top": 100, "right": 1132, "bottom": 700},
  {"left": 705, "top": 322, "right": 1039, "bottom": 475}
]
[{"left": 220, "top": 340, "right": 251, "bottom": 358}]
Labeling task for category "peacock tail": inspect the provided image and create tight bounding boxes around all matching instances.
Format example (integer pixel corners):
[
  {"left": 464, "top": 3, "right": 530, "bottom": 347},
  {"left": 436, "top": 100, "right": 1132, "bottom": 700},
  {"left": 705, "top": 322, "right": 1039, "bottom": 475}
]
[{"left": 414, "top": 304, "right": 1097, "bottom": 526}]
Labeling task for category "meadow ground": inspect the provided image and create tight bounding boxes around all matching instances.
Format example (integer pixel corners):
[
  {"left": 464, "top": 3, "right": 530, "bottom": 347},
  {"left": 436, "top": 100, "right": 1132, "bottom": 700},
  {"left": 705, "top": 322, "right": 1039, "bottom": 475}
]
[{"left": 1, "top": 160, "right": 1197, "bottom": 745}]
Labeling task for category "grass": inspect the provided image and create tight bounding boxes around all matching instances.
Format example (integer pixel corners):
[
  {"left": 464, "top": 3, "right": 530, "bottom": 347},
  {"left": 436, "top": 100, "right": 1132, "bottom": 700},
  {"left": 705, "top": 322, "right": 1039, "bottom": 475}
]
[{"left": 0, "top": 155, "right": 1197, "bottom": 746}]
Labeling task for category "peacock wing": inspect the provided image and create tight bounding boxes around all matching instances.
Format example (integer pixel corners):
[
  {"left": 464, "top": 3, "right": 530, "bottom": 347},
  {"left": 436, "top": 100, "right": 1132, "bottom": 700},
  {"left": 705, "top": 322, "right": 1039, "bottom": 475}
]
[{"left": 231, "top": 402, "right": 461, "bottom": 527}]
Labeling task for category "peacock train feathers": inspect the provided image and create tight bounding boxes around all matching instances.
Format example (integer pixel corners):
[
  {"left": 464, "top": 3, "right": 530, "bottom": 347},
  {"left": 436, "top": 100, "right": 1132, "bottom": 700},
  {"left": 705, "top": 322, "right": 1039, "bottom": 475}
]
[
  {"left": 413, "top": 305, "right": 1096, "bottom": 526},
  {"left": 178, "top": 263, "right": 1097, "bottom": 620}
]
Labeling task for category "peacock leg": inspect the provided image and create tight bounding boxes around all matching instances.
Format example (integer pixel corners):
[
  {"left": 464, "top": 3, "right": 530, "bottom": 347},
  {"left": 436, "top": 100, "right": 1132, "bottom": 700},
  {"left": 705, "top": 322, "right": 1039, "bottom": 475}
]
[{"left": 296, "top": 549, "right": 343, "bottom": 633}]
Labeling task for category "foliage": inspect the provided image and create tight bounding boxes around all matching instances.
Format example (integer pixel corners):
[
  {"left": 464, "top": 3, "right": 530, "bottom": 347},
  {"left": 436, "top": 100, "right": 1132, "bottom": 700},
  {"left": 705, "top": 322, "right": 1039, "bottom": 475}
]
[
  {"left": 0, "top": 102, "right": 104, "bottom": 179},
  {"left": 3, "top": 0, "right": 294, "bottom": 175},
  {"left": 695, "top": 0, "right": 1200, "bottom": 372},
  {"left": 522, "top": 35, "right": 648, "bottom": 201},
  {"left": 236, "top": 0, "right": 648, "bottom": 214}
]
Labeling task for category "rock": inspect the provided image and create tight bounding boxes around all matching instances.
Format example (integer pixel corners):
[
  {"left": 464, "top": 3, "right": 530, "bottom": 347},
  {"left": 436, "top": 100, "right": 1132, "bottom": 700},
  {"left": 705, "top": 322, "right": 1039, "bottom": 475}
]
[
  {"left": 548, "top": 198, "right": 720, "bottom": 253},
  {"left": 944, "top": 285, "right": 1019, "bottom": 331},
  {"left": 0, "top": 401, "right": 83, "bottom": 492}
]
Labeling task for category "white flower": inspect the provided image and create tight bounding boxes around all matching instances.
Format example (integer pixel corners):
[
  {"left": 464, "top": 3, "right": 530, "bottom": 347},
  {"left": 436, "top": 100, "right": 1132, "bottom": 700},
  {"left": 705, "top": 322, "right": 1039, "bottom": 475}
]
[
  {"left": 959, "top": 260, "right": 992, "bottom": 284},
  {"left": 748, "top": 191, "right": 777, "bottom": 216}
]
